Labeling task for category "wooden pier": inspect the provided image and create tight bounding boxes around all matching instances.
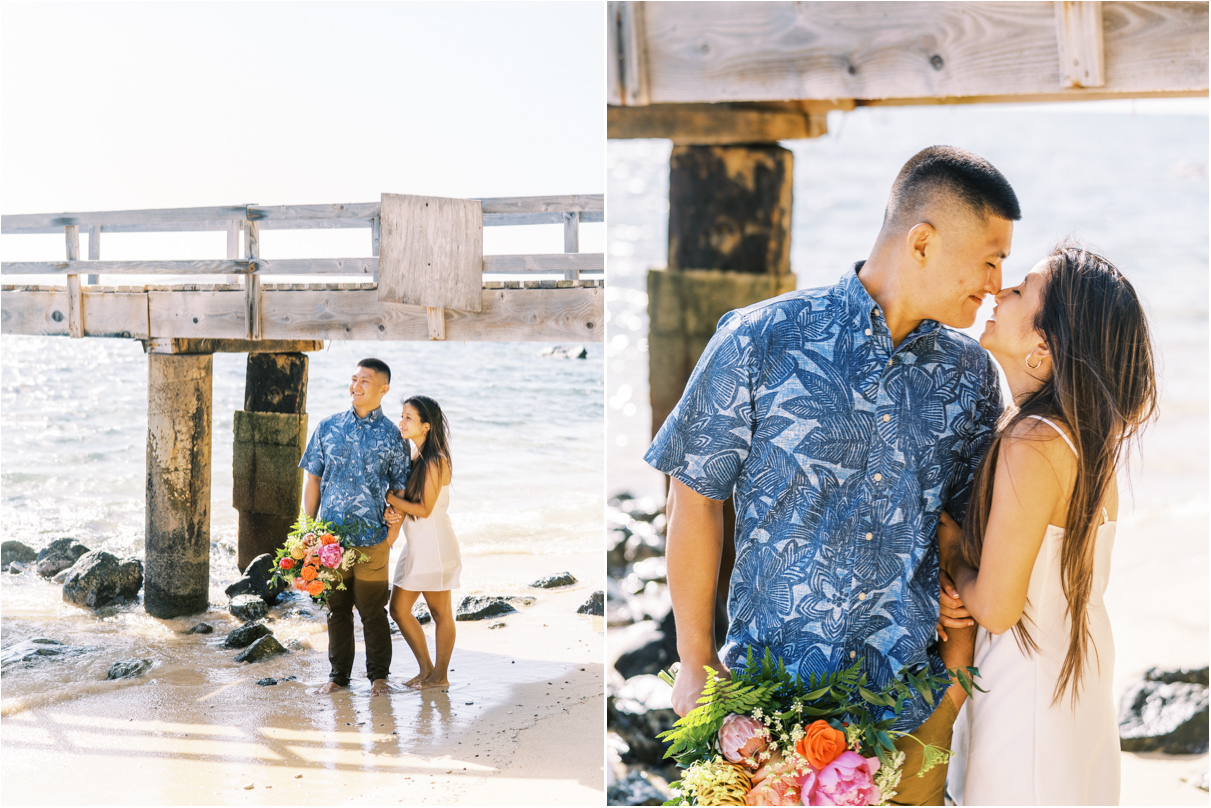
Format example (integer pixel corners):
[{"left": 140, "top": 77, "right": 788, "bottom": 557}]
[{"left": 1, "top": 193, "right": 603, "bottom": 617}]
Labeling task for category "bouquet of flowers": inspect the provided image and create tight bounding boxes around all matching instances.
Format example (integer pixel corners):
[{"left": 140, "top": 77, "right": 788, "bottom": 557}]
[
  {"left": 271, "top": 514, "right": 368, "bottom": 607},
  {"left": 657, "top": 649, "right": 979, "bottom": 806}
]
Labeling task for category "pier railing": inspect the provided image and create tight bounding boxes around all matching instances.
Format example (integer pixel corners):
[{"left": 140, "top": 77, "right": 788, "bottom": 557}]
[{"left": 0, "top": 194, "right": 604, "bottom": 342}]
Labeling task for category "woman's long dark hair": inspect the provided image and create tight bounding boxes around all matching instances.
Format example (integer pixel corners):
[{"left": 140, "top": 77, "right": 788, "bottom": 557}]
[
  {"left": 401, "top": 395, "right": 451, "bottom": 517},
  {"left": 960, "top": 241, "right": 1158, "bottom": 706}
]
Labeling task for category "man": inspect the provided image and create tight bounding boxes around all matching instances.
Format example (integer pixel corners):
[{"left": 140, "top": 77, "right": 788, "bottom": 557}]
[
  {"left": 645, "top": 146, "right": 1019, "bottom": 805},
  {"left": 300, "top": 357, "right": 410, "bottom": 696}
]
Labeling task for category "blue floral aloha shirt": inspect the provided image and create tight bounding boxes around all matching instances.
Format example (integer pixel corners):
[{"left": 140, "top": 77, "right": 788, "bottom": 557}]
[
  {"left": 645, "top": 265, "right": 1003, "bottom": 731},
  {"left": 299, "top": 406, "right": 411, "bottom": 547}
]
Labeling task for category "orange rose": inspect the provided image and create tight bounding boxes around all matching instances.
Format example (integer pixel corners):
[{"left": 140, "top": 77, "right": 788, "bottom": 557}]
[
  {"left": 292, "top": 576, "right": 309, "bottom": 591},
  {"left": 300, "top": 565, "right": 318, "bottom": 582},
  {"left": 320, "top": 533, "right": 338, "bottom": 545},
  {"left": 795, "top": 720, "right": 848, "bottom": 770},
  {"left": 306, "top": 580, "right": 326, "bottom": 597}
]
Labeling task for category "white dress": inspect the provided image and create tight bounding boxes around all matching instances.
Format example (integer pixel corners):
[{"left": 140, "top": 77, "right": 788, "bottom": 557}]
[
  {"left": 962, "top": 416, "right": 1120, "bottom": 805},
  {"left": 393, "top": 484, "right": 462, "bottom": 591}
]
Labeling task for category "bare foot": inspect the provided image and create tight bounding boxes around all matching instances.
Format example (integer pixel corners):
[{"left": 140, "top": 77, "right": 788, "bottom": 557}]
[
  {"left": 404, "top": 671, "right": 432, "bottom": 689},
  {"left": 317, "top": 681, "right": 344, "bottom": 695},
  {"left": 370, "top": 678, "right": 390, "bottom": 696},
  {"left": 418, "top": 675, "right": 449, "bottom": 689}
]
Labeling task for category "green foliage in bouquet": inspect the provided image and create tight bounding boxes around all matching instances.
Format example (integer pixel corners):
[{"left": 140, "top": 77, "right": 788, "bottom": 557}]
[{"left": 658, "top": 647, "right": 982, "bottom": 773}]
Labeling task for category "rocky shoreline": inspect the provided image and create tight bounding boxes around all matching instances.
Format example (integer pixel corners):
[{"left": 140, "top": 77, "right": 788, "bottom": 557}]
[{"left": 604, "top": 493, "right": 1209, "bottom": 805}]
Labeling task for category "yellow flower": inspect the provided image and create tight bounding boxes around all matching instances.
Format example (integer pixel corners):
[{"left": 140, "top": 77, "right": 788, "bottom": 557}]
[{"left": 290, "top": 545, "right": 306, "bottom": 560}]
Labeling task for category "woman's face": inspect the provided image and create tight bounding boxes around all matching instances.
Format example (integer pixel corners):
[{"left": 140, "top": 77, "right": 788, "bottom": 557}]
[
  {"left": 980, "top": 259, "right": 1049, "bottom": 367},
  {"left": 398, "top": 403, "right": 429, "bottom": 442}
]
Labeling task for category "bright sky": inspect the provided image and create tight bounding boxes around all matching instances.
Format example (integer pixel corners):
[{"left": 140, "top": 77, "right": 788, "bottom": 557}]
[{"left": 1, "top": 1, "right": 605, "bottom": 261}]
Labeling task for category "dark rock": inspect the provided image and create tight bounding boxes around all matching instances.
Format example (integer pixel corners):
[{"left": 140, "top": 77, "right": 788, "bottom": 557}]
[
  {"left": 1, "top": 638, "right": 73, "bottom": 667},
  {"left": 608, "top": 674, "right": 677, "bottom": 765},
  {"left": 256, "top": 677, "right": 280, "bottom": 686},
  {"left": 577, "top": 590, "right": 605, "bottom": 616},
  {"left": 1, "top": 540, "right": 37, "bottom": 567},
  {"left": 414, "top": 602, "right": 431, "bottom": 625},
  {"left": 456, "top": 596, "right": 518, "bottom": 621},
  {"left": 607, "top": 771, "right": 668, "bottom": 806},
  {"left": 224, "top": 553, "right": 288, "bottom": 605},
  {"left": 505, "top": 595, "right": 536, "bottom": 607},
  {"left": 36, "top": 538, "right": 90, "bottom": 577},
  {"left": 51, "top": 568, "right": 69, "bottom": 583},
  {"left": 234, "top": 634, "right": 288, "bottom": 663},
  {"left": 224, "top": 623, "right": 273, "bottom": 649},
  {"left": 1119, "top": 673, "right": 1209, "bottom": 754},
  {"left": 488, "top": 622, "right": 507, "bottom": 630},
  {"left": 538, "top": 344, "right": 588, "bottom": 360},
  {"left": 229, "top": 594, "right": 268, "bottom": 622},
  {"left": 530, "top": 572, "right": 578, "bottom": 589},
  {"left": 614, "top": 618, "right": 677, "bottom": 680},
  {"left": 61, "top": 551, "right": 143, "bottom": 609},
  {"left": 8, "top": 561, "right": 28, "bottom": 575},
  {"left": 106, "top": 658, "right": 152, "bottom": 680},
  {"left": 182, "top": 623, "right": 214, "bottom": 635},
  {"left": 1146, "top": 666, "right": 1210, "bottom": 687}
]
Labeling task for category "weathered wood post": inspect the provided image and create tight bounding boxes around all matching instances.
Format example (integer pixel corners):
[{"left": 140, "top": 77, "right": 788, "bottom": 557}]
[
  {"left": 648, "top": 143, "right": 799, "bottom": 643},
  {"left": 233, "top": 353, "right": 309, "bottom": 571},
  {"left": 144, "top": 350, "right": 213, "bottom": 618}
]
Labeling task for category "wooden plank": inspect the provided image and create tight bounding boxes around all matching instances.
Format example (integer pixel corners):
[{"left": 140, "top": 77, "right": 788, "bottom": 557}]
[
  {"left": 65, "top": 226, "right": 83, "bottom": 338},
  {"left": 140, "top": 286, "right": 603, "bottom": 342},
  {"left": 635, "top": 1, "right": 1208, "bottom": 104},
  {"left": 1, "top": 205, "right": 248, "bottom": 232},
  {"left": 477, "top": 195, "right": 604, "bottom": 214},
  {"left": 2, "top": 259, "right": 249, "bottom": 276},
  {"left": 617, "top": 0, "right": 650, "bottom": 105},
  {"left": 482, "top": 253, "right": 604, "bottom": 274},
  {"left": 608, "top": 102, "right": 828, "bottom": 142},
  {"left": 370, "top": 216, "right": 381, "bottom": 257},
  {"left": 252, "top": 258, "right": 378, "bottom": 276},
  {"left": 143, "top": 338, "right": 324, "bottom": 355},
  {"left": 378, "top": 193, "right": 483, "bottom": 311},
  {"left": 608, "top": 1, "right": 624, "bottom": 106},
  {"left": 87, "top": 225, "right": 100, "bottom": 284},
  {"left": 426, "top": 307, "right": 447, "bottom": 340},
  {"left": 563, "top": 212, "right": 580, "bottom": 282},
  {"left": 247, "top": 202, "right": 380, "bottom": 221},
  {"left": 1056, "top": 1, "right": 1106, "bottom": 89},
  {"left": 225, "top": 221, "right": 242, "bottom": 284},
  {"left": 483, "top": 210, "right": 605, "bottom": 226},
  {"left": 245, "top": 220, "right": 261, "bottom": 340},
  {"left": 0, "top": 288, "right": 149, "bottom": 338}
]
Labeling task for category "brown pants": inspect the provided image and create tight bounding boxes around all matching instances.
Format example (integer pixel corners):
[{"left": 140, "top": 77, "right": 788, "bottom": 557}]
[
  {"left": 890, "top": 690, "right": 960, "bottom": 806},
  {"left": 324, "top": 539, "right": 392, "bottom": 685}
]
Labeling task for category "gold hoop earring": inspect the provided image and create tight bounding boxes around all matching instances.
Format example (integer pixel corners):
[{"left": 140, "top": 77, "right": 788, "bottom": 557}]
[{"left": 1025, "top": 353, "right": 1042, "bottom": 370}]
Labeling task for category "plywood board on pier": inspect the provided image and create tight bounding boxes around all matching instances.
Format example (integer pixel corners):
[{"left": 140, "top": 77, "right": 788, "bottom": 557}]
[
  {"left": 0, "top": 288, "right": 148, "bottom": 339},
  {"left": 377, "top": 193, "right": 483, "bottom": 312},
  {"left": 621, "top": 1, "right": 1208, "bottom": 105}
]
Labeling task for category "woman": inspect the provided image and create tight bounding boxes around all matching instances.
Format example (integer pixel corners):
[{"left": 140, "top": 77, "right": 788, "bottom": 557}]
[
  {"left": 384, "top": 395, "right": 462, "bottom": 689},
  {"left": 938, "top": 242, "right": 1157, "bottom": 804}
]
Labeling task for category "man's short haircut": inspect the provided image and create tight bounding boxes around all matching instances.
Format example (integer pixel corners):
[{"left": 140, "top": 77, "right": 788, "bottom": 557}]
[
  {"left": 885, "top": 146, "right": 1021, "bottom": 231},
  {"left": 357, "top": 357, "right": 392, "bottom": 384}
]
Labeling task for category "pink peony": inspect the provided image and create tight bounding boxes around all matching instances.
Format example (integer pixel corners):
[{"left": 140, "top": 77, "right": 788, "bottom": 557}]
[
  {"left": 318, "top": 542, "right": 344, "bottom": 569},
  {"left": 719, "top": 713, "right": 769, "bottom": 767},
  {"left": 747, "top": 751, "right": 803, "bottom": 806},
  {"left": 799, "top": 751, "right": 881, "bottom": 806}
]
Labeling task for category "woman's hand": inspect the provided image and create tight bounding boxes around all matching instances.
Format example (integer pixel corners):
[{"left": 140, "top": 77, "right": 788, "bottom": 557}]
[
  {"left": 936, "top": 512, "right": 972, "bottom": 641},
  {"left": 384, "top": 504, "right": 402, "bottom": 526}
]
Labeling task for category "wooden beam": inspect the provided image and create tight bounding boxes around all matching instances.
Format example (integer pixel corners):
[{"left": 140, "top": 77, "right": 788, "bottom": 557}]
[
  {"left": 64, "top": 225, "right": 84, "bottom": 340},
  {"left": 628, "top": 1, "right": 1207, "bottom": 105},
  {"left": 0, "top": 288, "right": 150, "bottom": 339},
  {"left": 426, "top": 307, "right": 447, "bottom": 340},
  {"left": 482, "top": 253, "right": 604, "bottom": 274},
  {"left": 608, "top": 102, "right": 829, "bottom": 143},
  {"left": 2, "top": 205, "right": 248, "bottom": 231},
  {"left": 2, "top": 259, "right": 250, "bottom": 276},
  {"left": 476, "top": 195, "right": 604, "bottom": 214},
  {"left": 245, "top": 220, "right": 261, "bottom": 340},
  {"left": 247, "top": 202, "right": 379, "bottom": 222},
  {"left": 225, "top": 220, "right": 242, "bottom": 284},
  {"left": 615, "top": 0, "right": 650, "bottom": 106},
  {"left": 370, "top": 216, "right": 381, "bottom": 257},
  {"left": 143, "top": 338, "right": 324, "bottom": 355},
  {"left": 1055, "top": 1, "right": 1106, "bottom": 89},
  {"left": 564, "top": 211, "right": 580, "bottom": 281},
  {"left": 87, "top": 225, "right": 100, "bottom": 285},
  {"left": 608, "top": 1, "right": 623, "bottom": 106}
]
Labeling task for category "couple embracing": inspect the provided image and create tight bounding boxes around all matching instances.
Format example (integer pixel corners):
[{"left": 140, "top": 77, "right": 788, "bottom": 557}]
[
  {"left": 299, "top": 358, "right": 462, "bottom": 696},
  {"left": 648, "top": 147, "right": 1156, "bottom": 805}
]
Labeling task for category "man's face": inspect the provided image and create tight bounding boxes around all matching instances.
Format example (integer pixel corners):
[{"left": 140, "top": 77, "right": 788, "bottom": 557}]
[
  {"left": 921, "top": 214, "right": 1013, "bottom": 329},
  {"left": 349, "top": 366, "right": 388, "bottom": 413}
]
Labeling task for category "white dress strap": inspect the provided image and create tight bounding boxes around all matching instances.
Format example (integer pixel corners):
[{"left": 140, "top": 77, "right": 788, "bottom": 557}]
[{"left": 1025, "top": 414, "right": 1077, "bottom": 456}]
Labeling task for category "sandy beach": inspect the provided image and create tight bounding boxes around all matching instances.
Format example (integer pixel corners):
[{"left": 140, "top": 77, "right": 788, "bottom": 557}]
[{"left": 1, "top": 551, "right": 605, "bottom": 806}]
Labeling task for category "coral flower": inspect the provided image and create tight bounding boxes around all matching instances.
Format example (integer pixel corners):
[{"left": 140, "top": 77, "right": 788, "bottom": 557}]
[
  {"left": 300, "top": 565, "right": 318, "bottom": 582},
  {"left": 292, "top": 576, "right": 309, "bottom": 591},
  {"left": 306, "top": 580, "right": 326, "bottom": 597},
  {"left": 320, "top": 533, "right": 339, "bottom": 546},
  {"left": 796, "top": 720, "right": 848, "bottom": 770},
  {"left": 278, "top": 557, "right": 295, "bottom": 570},
  {"left": 719, "top": 714, "right": 769, "bottom": 767}
]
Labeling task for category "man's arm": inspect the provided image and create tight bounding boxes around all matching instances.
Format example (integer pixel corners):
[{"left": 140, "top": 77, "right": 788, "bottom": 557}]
[
  {"left": 666, "top": 477, "right": 728, "bottom": 717},
  {"left": 303, "top": 472, "right": 321, "bottom": 519}
]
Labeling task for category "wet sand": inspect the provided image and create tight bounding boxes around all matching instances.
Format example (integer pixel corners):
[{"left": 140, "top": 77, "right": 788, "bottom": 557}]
[{"left": 1, "top": 552, "right": 605, "bottom": 806}]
